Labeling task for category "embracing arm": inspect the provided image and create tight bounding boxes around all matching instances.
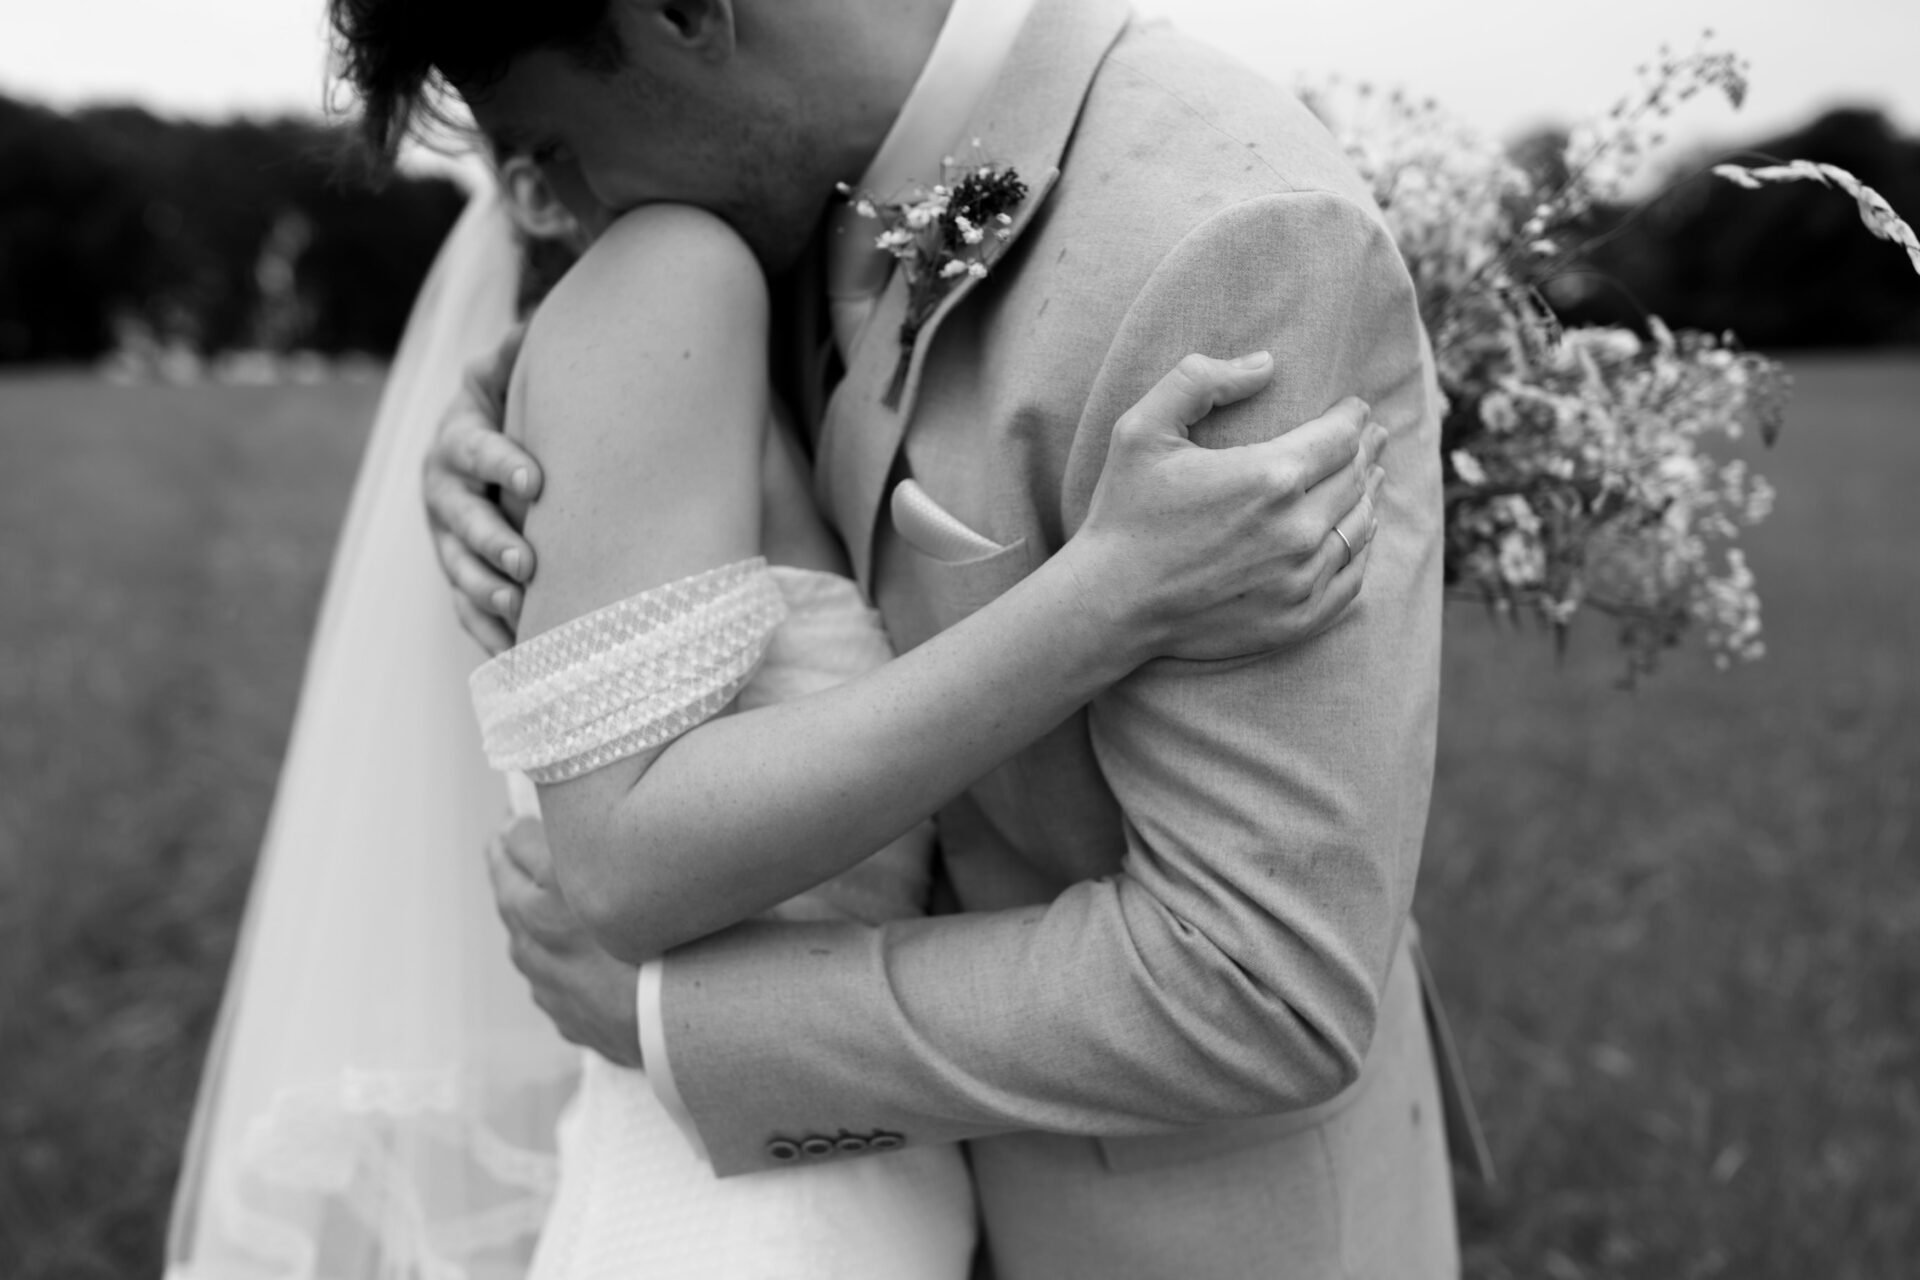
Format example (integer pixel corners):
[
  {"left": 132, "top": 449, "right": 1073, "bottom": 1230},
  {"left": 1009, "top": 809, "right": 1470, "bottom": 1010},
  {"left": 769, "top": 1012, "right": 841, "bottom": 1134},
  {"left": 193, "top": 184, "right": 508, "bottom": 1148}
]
[
  {"left": 652, "top": 190, "right": 1445, "bottom": 1174},
  {"left": 516, "top": 208, "right": 1381, "bottom": 966}
]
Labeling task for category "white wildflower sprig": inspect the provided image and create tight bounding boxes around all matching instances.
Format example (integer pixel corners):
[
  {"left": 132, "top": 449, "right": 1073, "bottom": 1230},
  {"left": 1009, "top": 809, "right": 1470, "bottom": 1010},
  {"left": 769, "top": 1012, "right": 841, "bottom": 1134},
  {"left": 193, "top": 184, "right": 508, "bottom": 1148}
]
[
  {"left": 840, "top": 149, "right": 1027, "bottom": 407},
  {"left": 1550, "top": 34, "right": 1752, "bottom": 226}
]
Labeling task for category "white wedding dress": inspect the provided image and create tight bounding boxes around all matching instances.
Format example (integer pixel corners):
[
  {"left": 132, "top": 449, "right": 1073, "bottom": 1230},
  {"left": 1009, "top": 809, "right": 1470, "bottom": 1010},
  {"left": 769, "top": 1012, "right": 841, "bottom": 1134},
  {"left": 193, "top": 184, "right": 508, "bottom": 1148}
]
[
  {"left": 167, "top": 193, "right": 974, "bottom": 1280},
  {"left": 471, "top": 560, "right": 975, "bottom": 1280}
]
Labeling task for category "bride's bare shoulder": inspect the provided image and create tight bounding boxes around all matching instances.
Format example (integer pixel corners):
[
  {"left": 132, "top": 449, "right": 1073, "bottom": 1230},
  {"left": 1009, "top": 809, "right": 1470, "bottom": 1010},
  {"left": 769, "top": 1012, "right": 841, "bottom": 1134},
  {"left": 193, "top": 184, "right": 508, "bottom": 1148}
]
[
  {"left": 523, "top": 204, "right": 767, "bottom": 368},
  {"left": 505, "top": 204, "right": 773, "bottom": 628},
  {"left": 508, "top": 201, "right": 770, "bottom": 461}
]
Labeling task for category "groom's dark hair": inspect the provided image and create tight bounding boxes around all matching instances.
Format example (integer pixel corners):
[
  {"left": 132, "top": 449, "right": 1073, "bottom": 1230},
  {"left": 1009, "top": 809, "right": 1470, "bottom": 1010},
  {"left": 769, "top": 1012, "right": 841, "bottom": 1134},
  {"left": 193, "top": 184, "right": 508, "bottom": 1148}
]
[{"left": 329, "top": 0, "right": 624, "bottom": 165}]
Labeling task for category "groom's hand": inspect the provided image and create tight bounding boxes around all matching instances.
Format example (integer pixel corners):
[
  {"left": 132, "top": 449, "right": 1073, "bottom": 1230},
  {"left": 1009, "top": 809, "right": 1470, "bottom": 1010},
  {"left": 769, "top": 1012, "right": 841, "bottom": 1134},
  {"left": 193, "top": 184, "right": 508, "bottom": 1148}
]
[
  {"left": 486, "top": 815, "right": 644, "bottom": 1068},
  {"left": 424, "top": 329, "right": 544, "bottom": 656}
]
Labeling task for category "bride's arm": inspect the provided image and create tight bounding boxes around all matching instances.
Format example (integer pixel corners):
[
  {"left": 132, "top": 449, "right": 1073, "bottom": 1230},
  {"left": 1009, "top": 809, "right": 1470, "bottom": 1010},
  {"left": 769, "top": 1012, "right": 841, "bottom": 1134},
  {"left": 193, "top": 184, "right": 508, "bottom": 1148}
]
[{"left": 514, "top": 205, "right": 1380, "bottom": 966}]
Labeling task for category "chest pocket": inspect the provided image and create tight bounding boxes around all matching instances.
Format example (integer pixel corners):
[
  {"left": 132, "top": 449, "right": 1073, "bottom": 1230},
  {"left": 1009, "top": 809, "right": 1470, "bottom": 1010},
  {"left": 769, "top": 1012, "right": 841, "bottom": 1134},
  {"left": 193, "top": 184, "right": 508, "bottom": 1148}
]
[{"left": 875, "top": 478, "right": 1036, "bottom": 652}]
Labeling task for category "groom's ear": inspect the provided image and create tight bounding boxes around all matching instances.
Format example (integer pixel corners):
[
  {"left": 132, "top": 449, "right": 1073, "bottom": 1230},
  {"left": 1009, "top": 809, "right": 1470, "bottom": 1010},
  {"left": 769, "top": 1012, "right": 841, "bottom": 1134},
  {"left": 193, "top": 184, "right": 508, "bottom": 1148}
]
[{"left": 616, "top": 0, "right": 737, "bottom": 61}]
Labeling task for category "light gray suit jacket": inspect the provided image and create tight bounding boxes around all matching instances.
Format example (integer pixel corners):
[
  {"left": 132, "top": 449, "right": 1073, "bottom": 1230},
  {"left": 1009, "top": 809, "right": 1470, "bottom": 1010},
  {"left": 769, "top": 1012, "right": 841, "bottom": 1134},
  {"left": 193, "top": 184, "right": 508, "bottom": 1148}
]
[{"left": 661, "top": 2, "right": 1460, "bottom": 1274}]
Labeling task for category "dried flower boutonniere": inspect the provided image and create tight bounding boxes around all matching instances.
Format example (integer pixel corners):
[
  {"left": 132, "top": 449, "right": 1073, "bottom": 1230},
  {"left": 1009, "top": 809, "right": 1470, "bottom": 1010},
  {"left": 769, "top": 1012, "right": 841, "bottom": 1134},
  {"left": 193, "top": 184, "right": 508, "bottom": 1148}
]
[{"left": 839, "top": 152, "right": 1028, "bottom": 407}]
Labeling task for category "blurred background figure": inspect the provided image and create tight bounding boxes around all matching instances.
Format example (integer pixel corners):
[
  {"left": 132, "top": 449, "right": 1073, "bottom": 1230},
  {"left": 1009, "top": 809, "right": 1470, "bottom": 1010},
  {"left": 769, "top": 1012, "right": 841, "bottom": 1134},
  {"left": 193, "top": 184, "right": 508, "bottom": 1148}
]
[{"left": 1, "top": 3, "right": 1916, "bottom": 1279}]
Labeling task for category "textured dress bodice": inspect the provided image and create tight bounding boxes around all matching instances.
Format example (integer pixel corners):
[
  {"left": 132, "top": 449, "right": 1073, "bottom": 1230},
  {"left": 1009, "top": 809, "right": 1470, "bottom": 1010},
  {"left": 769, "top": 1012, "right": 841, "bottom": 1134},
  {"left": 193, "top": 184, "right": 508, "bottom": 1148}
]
[
  {"left": 472, "top": 560, "right": 933, "bottom": 927},
  {"left": 468, "top": 559, "right": 974, "bottom": 1280}
]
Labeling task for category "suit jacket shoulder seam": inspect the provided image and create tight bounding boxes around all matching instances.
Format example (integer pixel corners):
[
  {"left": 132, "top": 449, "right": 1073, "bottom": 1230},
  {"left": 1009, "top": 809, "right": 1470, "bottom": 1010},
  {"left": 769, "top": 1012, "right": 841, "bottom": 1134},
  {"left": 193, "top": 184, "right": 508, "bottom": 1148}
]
[{"left": 1101, "top": 51, "right": 1331, "bottom": 198}]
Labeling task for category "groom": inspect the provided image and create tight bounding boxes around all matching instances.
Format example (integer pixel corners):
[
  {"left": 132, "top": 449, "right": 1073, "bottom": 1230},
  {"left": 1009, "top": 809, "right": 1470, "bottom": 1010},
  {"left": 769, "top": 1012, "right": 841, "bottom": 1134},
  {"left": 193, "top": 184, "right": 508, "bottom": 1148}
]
[{"left": 352, "top": 0, "right": 1464, "bottom": 1274}]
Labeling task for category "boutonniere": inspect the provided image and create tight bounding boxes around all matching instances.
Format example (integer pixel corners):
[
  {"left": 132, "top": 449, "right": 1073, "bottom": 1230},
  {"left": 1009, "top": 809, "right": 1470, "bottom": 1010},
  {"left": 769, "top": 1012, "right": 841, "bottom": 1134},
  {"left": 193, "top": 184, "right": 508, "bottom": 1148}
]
[{"left": 839, "top": 151, "right": 1029, "bottom": 407}]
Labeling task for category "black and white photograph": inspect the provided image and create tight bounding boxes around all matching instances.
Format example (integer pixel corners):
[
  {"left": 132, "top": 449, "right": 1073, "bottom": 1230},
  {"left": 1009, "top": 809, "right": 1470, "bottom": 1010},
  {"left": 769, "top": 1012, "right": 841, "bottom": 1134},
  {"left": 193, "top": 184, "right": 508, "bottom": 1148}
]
[{"left": 2, "top": 1, "right": 1916, "bottom": 1277}]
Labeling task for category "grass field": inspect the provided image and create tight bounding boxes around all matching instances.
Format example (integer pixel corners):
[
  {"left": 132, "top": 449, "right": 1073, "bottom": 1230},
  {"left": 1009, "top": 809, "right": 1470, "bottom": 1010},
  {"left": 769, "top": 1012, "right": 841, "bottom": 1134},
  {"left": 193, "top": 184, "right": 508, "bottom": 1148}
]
[{"left": 1, "top": 360, "right": 1915, "bottom": 1278}]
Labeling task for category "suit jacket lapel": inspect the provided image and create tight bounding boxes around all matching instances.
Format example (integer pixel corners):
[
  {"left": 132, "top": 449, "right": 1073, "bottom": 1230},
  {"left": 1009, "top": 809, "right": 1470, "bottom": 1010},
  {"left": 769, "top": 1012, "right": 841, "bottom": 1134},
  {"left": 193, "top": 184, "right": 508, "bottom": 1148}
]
[{"left": 815, "top": 0, "right": 1132, "bottom": 589}]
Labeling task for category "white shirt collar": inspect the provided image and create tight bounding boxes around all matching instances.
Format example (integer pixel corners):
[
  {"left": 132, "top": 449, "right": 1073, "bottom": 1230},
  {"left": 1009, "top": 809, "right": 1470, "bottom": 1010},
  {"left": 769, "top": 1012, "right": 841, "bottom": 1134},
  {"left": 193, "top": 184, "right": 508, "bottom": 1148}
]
[{"left": 828, "top": 0, "right": 1038, "bottom": 306}]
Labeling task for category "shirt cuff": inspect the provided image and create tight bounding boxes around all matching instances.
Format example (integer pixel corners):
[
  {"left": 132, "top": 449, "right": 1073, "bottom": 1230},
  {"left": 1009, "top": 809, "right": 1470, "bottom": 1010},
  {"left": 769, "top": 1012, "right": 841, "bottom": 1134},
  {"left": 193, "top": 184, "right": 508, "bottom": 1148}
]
[{"left": 636, "top": 958, "right": 711, "bottom": 1163}]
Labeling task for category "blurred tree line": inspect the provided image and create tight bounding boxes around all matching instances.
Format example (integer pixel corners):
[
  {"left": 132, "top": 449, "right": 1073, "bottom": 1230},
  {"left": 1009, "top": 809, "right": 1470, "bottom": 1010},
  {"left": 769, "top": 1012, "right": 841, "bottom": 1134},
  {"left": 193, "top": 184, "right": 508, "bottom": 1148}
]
[
  {"left": 1528, "top": 107, "right": 1920, "bottom": 347},
  {"left": 0, "top": 93, "right": 465, "bottom": 363},
  {"left": 0, "top": 95, "right": 1915, "bottom": 365}
]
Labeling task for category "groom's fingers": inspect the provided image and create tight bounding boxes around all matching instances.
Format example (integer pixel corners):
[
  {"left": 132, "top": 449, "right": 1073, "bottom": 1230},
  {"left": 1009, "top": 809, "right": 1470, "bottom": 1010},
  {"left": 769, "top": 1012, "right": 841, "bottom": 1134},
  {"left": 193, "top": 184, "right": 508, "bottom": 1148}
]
[
  {"left": 438, "top": 532, "right": 520, "bottom": 621},
  {"left": 485, "top": 829, "right": 532, "bottom": 947},
  {"left": 433, "top": 389, "right": 543, "bottom": 499},
  {"left": 425, "top": 468, "right": 535, "bottom": 587},
  {"left": 487, "top": 821, "right": 585, "bottom": 991},
  {"left": 424, "top": 384, "right": 539, "bottom": 589},
  {"left": 485, "top": 823, "right": 550, "bottom": 946},
  {"left": 500, "top": 816, "right": 555, "bottom": 889},
  {"left": 454, "top": 593, "right": 516, "bottom": 658}
]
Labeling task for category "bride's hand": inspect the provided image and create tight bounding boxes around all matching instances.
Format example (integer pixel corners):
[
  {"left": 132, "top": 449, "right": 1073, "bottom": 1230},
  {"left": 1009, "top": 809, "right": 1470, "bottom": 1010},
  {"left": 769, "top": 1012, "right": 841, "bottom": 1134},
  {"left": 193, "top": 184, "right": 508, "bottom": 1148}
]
[{"left": 1059, "top": 352, "right": 1387, "bottom": 665}]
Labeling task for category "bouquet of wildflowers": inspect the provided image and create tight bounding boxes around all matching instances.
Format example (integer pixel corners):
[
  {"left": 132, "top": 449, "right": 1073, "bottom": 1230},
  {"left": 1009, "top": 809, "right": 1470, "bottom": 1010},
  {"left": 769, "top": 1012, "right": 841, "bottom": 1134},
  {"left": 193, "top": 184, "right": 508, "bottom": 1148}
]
[{"left": 1307, "top": 39, "right": 1919, "bottom": 681}]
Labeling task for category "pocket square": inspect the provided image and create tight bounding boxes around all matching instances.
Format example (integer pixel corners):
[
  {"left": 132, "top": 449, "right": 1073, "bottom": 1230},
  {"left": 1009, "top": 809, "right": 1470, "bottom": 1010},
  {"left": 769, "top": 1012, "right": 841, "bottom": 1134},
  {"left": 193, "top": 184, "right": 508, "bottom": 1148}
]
[{"left": 890, "top": 479, "right": 1008, "bottom": 564}]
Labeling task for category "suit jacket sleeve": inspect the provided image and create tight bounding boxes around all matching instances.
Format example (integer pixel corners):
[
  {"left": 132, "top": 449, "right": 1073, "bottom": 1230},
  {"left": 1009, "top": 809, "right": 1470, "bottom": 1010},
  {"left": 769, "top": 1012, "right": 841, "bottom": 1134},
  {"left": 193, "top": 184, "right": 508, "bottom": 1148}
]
[{"left": 655, "top": 190, "right": 1447, "bottom": 1176}]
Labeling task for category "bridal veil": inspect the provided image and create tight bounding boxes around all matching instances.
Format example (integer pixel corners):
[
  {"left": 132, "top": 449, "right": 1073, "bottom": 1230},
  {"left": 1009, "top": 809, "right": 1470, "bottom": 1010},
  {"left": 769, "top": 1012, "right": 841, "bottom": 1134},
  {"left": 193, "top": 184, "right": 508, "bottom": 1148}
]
[{"left": 165, "top": 192, "right": 577, "bottom": 1280}]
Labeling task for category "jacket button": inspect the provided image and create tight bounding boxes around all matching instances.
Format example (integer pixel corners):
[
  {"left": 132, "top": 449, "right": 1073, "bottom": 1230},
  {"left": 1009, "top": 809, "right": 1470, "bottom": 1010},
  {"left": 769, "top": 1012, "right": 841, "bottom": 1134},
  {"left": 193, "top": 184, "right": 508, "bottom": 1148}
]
[
  {"left": 834, "top": 1135, "right": 869, "bottom": 1155},
  {"left": 766, "top": 1138, "right": 801, "bottom": 1162},
  {"left": 801, "top": 1136, "right": 836, "bottom": 1158},
  {"left": 869, "top": 1131, "right": 904, "bottom": 1151}
]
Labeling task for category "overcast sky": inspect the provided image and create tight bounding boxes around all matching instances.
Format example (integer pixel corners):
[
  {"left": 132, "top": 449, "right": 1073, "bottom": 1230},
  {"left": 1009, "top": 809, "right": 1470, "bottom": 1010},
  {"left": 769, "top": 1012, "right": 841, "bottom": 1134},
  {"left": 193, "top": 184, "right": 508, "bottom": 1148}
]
[{"left": 4, "top": 0, "right": 1915, "bottom": 162}]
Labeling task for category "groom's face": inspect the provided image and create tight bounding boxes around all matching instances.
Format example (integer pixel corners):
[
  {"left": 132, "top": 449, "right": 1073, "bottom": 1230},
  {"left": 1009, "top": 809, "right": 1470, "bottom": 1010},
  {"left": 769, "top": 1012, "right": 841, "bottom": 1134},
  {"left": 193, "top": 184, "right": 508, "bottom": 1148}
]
[{"left": 466, "top": 41, "right": 827, "bottom": 272}]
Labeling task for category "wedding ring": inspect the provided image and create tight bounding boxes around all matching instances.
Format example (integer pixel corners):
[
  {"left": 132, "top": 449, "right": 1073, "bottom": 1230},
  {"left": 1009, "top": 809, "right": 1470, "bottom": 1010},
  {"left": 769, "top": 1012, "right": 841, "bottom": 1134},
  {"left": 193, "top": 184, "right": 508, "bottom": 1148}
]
[{"left": 1332, "top": 526, "right": 1355, "bottom": 569}]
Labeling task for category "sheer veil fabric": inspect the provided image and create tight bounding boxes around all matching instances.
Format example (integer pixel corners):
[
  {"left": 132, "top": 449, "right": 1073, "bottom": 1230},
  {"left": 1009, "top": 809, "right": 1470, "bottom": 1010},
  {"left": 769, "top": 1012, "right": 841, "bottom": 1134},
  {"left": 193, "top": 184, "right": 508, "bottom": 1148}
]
[{"left": 165, "top": 193, "right": 579, "bottom": 1280}]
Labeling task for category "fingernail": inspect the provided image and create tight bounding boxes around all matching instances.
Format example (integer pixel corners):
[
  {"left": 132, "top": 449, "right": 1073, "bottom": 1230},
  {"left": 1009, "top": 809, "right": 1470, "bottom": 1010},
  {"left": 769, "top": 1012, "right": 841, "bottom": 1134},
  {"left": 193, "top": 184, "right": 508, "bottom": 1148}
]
[
  {"left": 492, "top": 587, "right": 517, "bottom": 616},
  {"left": 504, "top": 547, "right": 526, "bottom": 580},
  {"left": 511, "top": 467, "right": 532, "bottom": 495},
  {"left": 1230, "top": 351, "right": 1271, "bottom": 369},
  {"left": 1370, "top": 465, "right": 1386, "bottom": 487}
]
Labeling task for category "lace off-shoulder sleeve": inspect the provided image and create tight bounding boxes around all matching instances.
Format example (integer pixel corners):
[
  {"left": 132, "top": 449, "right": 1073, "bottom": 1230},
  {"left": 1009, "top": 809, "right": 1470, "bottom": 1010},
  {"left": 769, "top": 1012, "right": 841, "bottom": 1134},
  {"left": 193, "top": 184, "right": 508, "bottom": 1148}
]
[{"left": 470, "top": 558, "right": 788, "bottom": 783}]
